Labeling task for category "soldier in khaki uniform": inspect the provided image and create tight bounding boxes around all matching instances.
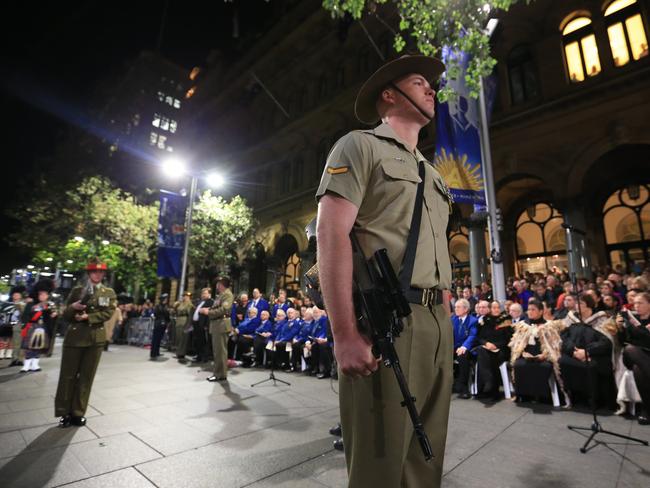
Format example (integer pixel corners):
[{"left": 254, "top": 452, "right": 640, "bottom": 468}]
[
  {"left": 173, "top": 291, "right": 194, "bottom": 362},
  {"left": 206, "top": 277, "right": 234, "bottom": 382},
  {"left": 316, "top": 55, "right": 453, "bottom": 487},
  {"left": 55, "top": 258, "right": 117, "bottom": 427}
]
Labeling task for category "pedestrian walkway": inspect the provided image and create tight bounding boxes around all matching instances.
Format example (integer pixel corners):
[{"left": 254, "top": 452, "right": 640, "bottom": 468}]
[{"left": 0, "top": 342, "right": 648, "bottom": 487}]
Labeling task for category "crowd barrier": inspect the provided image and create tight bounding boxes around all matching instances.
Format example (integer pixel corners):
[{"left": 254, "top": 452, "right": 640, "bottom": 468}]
[
  {"left": 126, "top": 317, "right": 154, "bottom": 346},
  {"left": 125, "top": 317, "right": 172, "bottom": 348}
]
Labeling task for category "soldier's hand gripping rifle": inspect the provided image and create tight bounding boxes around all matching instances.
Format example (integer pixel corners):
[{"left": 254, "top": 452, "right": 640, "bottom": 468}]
[{"left": 303, "top": 219, "right": 433, "bottom": 461}]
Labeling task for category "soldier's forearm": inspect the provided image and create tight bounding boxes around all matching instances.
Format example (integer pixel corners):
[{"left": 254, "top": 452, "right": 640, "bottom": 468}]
[{"left": 317, "top": 222, "right": 356, "bottom": 341}]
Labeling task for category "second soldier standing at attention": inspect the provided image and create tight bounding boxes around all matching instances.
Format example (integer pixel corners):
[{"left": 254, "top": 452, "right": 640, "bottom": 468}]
[
  {"left": 55, "top": 258, "right": 116, "bottom": 427},
  {"left": 207, "top": 277, "right": 234, "bottom": 382}
]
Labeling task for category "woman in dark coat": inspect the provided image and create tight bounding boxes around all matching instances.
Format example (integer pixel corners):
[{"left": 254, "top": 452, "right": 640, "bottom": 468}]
[
  {"left": 617, "top": 291, "right": 650, "bottom": 425},
  {"left": 559, "top": 294, "right": 614, "bottom": 409},
  {"left": 475, "top": 301, "right": 513, "bottom": 399}
]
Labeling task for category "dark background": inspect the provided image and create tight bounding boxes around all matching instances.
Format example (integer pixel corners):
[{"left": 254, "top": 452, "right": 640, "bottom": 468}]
[{"left": 0, "top": 0, "right": 280, "bottom": 271}]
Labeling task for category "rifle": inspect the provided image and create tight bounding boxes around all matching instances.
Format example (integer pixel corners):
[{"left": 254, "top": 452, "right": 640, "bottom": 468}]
[
  {"left": 303, "top": 219, "right": 433, "bottom": 461},
  {"left": 349, "top": 231, "right": 434, "bottom": 461}
]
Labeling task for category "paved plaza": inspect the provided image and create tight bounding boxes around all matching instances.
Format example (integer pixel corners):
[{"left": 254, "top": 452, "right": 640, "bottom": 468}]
[{"left": 0, "top": 341, "right": 648, "bottom": 488}]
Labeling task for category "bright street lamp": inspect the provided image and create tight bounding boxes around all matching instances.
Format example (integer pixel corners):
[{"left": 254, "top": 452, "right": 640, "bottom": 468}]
[
  {"left": 206, "top": 173, "right": 225, "bottom": 188},
  {"left": 162, "top": 157, "right": 187, "bottom": 178}
]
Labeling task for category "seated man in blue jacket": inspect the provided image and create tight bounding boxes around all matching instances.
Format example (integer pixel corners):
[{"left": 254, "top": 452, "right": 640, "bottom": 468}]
[
  {"left": 452, "top": 298, "right": 478, "bottom": 399},
  {"left": 272, "top": 308, "right": 301, "bottom": 370},
  {"left": 271, "top": 289, "right": 290, "bottom": 320},
  {"left": 229, "top": 306, "right": 261, "bottom": 360},
  {"left": 289, "top": 307, "right": 315, "bottom": 373},
  {"left": 309, "top": 307, "right": 333, "bottom": 379},
  {"left": 248, "top": 288, "right": 270, "bottom": 315},
  {"left": 252, "top": 310, "right": 273, "bottom": 367}
]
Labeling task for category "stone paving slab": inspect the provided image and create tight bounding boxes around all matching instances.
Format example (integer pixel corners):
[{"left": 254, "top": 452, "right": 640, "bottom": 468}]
[{"left": 1, "top": 343, "right": 650, "bottom": 488}]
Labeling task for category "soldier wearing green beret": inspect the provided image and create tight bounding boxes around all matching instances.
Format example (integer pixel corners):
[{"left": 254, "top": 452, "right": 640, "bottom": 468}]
[
  {"left": 55, "top": 258, "right": 116, "bottom": 427},
  {"left": 316, "top": 55, "right": 453, "bottom": 487}
]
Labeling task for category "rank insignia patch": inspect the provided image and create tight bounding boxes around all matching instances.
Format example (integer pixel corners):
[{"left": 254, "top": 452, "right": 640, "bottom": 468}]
[{"left": 326, "top": 166, "right": 349, "bottom": 175}]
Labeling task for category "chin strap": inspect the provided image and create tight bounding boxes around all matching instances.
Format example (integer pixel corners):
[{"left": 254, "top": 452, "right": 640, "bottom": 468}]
[{"left": 389, "top": 82, "right": 433, "bottom": 121}]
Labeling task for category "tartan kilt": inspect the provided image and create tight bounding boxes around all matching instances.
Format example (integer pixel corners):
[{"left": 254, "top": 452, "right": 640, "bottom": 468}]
[{"left": 22, "top": 325, "right": 49, "bottom": 351}]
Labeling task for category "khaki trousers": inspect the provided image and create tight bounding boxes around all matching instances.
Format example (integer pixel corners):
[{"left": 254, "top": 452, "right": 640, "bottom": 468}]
[
  {"left": 339, "top": 303, "right": 452, "bottom": 488},
  {"left": 211, "top": 328, "right": 229, "bottom": 379},
  {"left": 54, "top": 345, "right": 103, "bottom": 417}
]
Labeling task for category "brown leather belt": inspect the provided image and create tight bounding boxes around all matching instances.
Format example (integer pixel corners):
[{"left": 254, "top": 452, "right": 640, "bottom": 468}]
[{"left": 404, "top": 287, "right": 443, "bottom": 308}]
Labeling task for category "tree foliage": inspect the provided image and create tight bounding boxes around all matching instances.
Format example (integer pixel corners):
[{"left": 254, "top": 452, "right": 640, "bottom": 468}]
[
  {"left": 322, "top": 0, "right": 528, "bottom": 100},
  {"left": 10, "top": 176, "right": 159, "bottom": 295},
  {"left": 190, "top": 192, "right": 257, "bottom": 277}
]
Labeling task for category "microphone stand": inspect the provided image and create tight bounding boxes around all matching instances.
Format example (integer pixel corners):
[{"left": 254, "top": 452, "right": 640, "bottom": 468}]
[
  {"left": 563, "top": 224, "right": 648, "bottom": 452},
  {"left": 251, "top": 342, "right": 290, "bottom": 388}
]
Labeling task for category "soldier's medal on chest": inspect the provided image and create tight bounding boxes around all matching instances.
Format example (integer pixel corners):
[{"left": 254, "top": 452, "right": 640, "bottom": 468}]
[{"left": 98, "top": 296, "right": 110, "bottom": 307}]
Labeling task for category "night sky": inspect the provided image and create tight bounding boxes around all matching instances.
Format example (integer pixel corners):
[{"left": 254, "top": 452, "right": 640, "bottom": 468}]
[{"left": 0, "top": 0, "right": 278, "bottom": 271}]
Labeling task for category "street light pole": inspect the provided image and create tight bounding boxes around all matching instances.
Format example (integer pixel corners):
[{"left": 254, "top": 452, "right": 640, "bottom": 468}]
[
  {"left": 478, "top": 78, "right": 506, "bottom": 304},
  {"left": 178, "top": 175, "right": 197, "bottom": 301}
]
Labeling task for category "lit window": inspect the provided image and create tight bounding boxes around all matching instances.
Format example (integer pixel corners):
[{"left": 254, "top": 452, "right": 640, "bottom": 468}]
[
  {"left": 185, "top": 86, "right": 196, "bottom": 99},
  {"left": 152, "top": 113, "right": 161, "bottom": 128},
  {"left": 167, "top": 146, "right": 174, "bottom": 152},
  {"left": 157, "top": 134, "right": 167, "bottom": 149},
  {"left": 189, "top": 67, "right": 201, "bottom": 80},
  {"left": 149, "top": 132, "right": 158, "bottom": 145},
  {"left": 169, "top": 120, "right": 178, "bottom": 133},
  {"left": 165, "top": 96, "right": 174, "bottom": 106},
  {"left": 516, "top": 203, "right": 567, "bottom": 274},
  {"left": 173, "top": 99, "right": 181, "bottom": 109},
  {"left": 603, "top": 183, "right": 650, "bottom": 269},
  {"left": 604, "top": 1, "right": 648, "bottom": 67},
  {"left": 561, "top": 16, "right": 601, "bottom": 82},
  {"left": 160, "top": 116, "right": 170, "bottom": 131},
  {"left": 157, "top": 91, "right": 165, "bottom": 102}
]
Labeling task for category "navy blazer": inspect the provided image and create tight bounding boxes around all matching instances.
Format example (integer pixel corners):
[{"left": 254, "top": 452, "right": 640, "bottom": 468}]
[
  {"left": 248, "top": 298, "right": 270, "bottom": 314},
  {"left": 452, "top": 314, "right": 478, "bottom": 350}
]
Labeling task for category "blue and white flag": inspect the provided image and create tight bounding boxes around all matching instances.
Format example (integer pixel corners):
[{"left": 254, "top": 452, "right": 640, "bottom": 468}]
[
  {"left": 157, "top": 190, "right": 187, "bottom": 278},
  {"left": 434, "top": 48, "right": 487, "bottom": 206}
]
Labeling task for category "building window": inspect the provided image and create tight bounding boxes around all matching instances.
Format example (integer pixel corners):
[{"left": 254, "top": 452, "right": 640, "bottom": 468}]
[
  {"left": 282, "top": 253, "right": 301, "bottom": 292},
  {"left": 173, "top": 98, "right": 181, "bottom": 109},
  {"left": 448, "top": 226, "right": 470, "bottom": 277},
  {"left": 515, "top": 203, "right": 567, "bottom": 274},
  {"left": 603, "top": 183, "right": 650, "bottom": 271},
  {"left": 562, "top": 16, "right": 602, "bottom": 82},
  {"left": 157, "top": 91, "right": 165, "bottom": 102},
  {"left": 508, "top": 45, "right": 539, "bottom": 105},
  {"left": 152, "top": 113, "right": 161, "bottom": 128},
  {"left": 149, "top": 132, "right": 159, "bottom": 145},
  {"left": 160, "top": 116, "right": 170, "bottom": 131},
  {"left": 604, "top": 0, "right": 649, "bottom": 67},
  {"left": 169, "top": 120, "right": 178, "bottom": 133},
  {"left": 157, "top": 134, "right": 167, "bottom": 150}
]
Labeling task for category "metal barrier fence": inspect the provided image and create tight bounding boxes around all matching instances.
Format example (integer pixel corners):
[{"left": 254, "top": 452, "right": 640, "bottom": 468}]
[
  {"left": 126, "top": 317, "right": 154, "bottom": 347},
  {"left": 125, "top": 317, "right": 172, "bottom": 348}
]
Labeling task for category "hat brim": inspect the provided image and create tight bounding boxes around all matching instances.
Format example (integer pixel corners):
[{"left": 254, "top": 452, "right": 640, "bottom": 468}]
[{"left": 354, "top": 55, "right": 445, "bottom": 125}]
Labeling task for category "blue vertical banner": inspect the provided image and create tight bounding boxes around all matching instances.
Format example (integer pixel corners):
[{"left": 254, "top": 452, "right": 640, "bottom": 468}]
[
  {"left": 157, "top": 190, "right": 187, "bottom": 278},
  {"left": 434, "top": 48, "right": 486, "bottom": 206}
]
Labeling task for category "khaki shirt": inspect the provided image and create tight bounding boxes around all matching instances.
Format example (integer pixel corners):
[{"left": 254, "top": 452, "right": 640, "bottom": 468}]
[
  {"left": 63, "top": 284, "right": 117, "bottom": 346},
  {"left": 208, "top": 288, "right": 234, "bottom": 334},
  {"left": 316, "top": 123, "right": 452, "bottom": 289}
]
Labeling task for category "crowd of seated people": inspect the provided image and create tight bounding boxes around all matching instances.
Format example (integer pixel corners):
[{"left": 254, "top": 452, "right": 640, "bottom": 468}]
[
  {"left": 228, "top": 288, "right": 335, "bottom": 379},
  {"left": 449, "top": 267, "right": 650, "bottom": 425}
]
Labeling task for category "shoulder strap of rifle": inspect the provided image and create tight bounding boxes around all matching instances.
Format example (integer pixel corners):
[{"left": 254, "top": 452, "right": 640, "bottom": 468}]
[{"left": 398, "top": 161, "right": 426, "bottom": 291}]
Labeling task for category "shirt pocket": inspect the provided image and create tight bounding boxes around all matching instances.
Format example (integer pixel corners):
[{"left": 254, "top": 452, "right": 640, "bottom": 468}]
[{"left": 378, "top": 159, "right": 421, "bottom": 213}]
